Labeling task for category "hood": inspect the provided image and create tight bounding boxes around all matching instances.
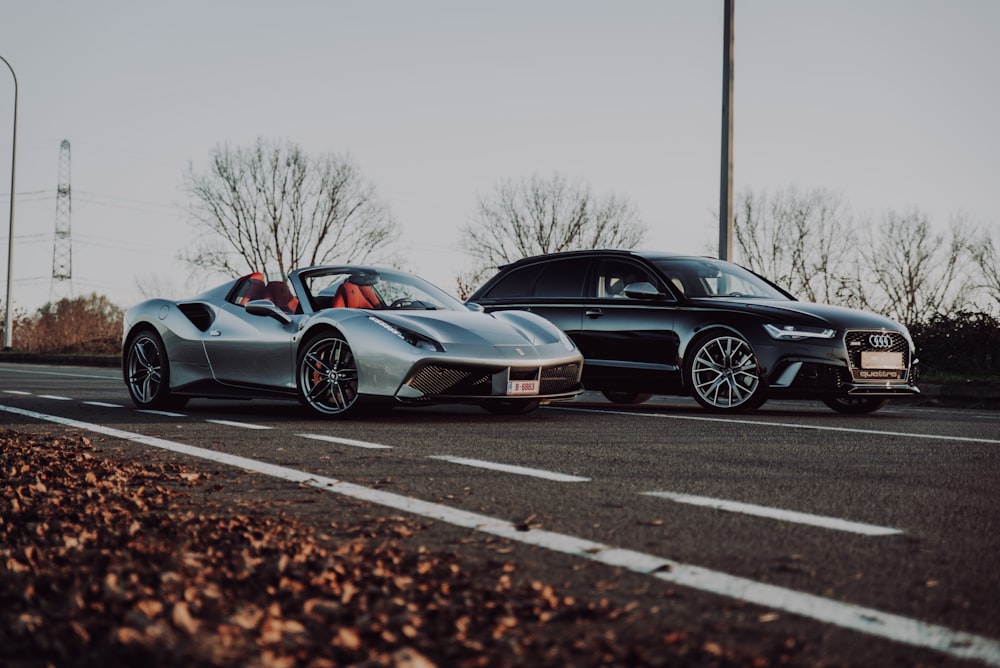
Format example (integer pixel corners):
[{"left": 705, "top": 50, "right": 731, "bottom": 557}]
[
  {"left": 373, "top": 309, "right": 563, "bottom": 347},
  {"left": 694, "top": 298, "right": 907, "bottom": 331}
]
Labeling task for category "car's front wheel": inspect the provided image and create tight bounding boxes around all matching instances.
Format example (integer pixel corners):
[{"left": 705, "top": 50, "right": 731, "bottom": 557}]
[
  {"left": 822, "top": 397, "right": 890, "bottom": 414},
  {"left": 123, "top": 329, "right": 188, "bottom": 410},
  {"left": 686, "top": 332, "right": 766, "bottom": 412},
  {"left": 297, "top": 331, "right": 364, "bottom": 417}
]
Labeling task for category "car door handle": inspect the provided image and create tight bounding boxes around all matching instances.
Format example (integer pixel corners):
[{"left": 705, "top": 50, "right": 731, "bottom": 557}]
[
  {"left": 585, "top": 309, "right": 604, "bottom": 319},
  {"left": 210, "top": 330, "right": 221, "bottom": 336}
]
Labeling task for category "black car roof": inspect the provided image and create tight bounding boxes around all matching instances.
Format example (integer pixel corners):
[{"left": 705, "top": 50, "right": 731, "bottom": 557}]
[{"left": 498, "top": 249, "right": 710, "bottom": 269}]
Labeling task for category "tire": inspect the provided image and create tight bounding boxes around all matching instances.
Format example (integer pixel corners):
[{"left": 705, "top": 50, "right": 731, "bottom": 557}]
[
  {"left": 297, "top": 331, "right": 364, "bottom": 417},
  {"left": 481, "top": 399, "right": 541, "bottom": 415},
  {"left": 823, "top": 397, "right": 890, "bottom": 414},
  {"left": 123, "top": 329, "right": 188, "bottom": 410},
  {"left": 602, "top": 391, "right": 653, "bottom": 404},
  {"left": 686, "top": 332, "right": 766, "bottom": 412}
]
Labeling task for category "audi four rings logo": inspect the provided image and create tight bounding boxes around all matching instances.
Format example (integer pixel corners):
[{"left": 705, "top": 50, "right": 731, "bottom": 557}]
[{"left": 868, "top": 333, "right": 894, "bottom": 348}]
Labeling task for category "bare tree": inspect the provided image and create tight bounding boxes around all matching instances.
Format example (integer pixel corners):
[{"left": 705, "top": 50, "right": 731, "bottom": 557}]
[
  {"left": 854, "top": 209, "right": 974, "bottom": 326},
  {"left": 969, "top": 222, "right": 1000, "bottom": 312},
  {"left": 733, "top": 187, "right": 856, "bottom": 303},
  {"left": 183, "top": 138, "right": 400, "bottom": 278},
  {"left": 459, "top": 173, "right": 646, "bottom": 288}
]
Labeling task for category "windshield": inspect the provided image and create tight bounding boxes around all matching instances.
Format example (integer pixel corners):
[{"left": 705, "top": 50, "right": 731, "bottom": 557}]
[
  {"left": 302, "top": 268, "right": 466, "bottom": 311},
  {"left": 653, "top": 258, "right": 791, "bottom": 300}
]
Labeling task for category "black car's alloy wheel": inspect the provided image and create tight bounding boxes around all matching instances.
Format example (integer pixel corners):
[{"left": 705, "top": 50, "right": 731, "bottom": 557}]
[
  {"left": 687, "top": 333, "right": 766, "bottom": 412},
  {"left": 823, "top": 396, "right": 890, "bottom": 414},
  {"left": 298, "top": 332, "right": 362, "bottom": 417},
  {"left": 124, "top": 329, "right": 188, "bottom": 409}
]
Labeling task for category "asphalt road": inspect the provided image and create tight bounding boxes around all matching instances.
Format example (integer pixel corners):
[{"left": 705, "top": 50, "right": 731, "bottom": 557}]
[{"left": 2, "top": 361, "right": 999, "bottom": 665}]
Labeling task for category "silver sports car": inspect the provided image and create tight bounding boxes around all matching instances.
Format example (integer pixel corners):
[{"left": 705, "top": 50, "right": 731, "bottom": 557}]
[{"left": 122, "top": 266, "right": 584, "bottom": 417}]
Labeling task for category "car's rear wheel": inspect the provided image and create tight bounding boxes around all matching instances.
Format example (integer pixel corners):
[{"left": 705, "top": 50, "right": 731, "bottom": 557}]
[
  {"left": 123, "top": 329, "right": 188, "bottom": 410},
  {"left": 297, "top": 331, "right": 364, "bottom": 417},
  {"left": 481, "top": 399, "right": 541, "bottom": 415},
  {"left": 686, "top": 332, "right": 766, "bottom": 412},
  {"left": 822, "top": 397, "right": 890, "bottom": 414},
  {"left": 602, "top": 391, "right": 653, "bottom": 404}
]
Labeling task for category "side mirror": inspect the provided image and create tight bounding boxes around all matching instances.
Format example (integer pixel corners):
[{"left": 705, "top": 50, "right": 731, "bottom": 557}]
[
  {"left": 465, "top": 302, "right": 485, "bottom": 313},
  {"left": 622, "top": 281, "right": 665, "bottom": 300},
  {"left": 245, "top": 299, "right": 292, "bottom": 324}
]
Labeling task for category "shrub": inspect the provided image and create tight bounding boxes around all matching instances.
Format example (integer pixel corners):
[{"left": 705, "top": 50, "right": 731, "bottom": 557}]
[{"left": 909, "top": 311, "right": 1000, "bottom": 382}]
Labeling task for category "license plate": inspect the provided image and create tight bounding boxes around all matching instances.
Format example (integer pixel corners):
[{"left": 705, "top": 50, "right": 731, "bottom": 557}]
[
  {"left": 507, "top": 380, "right": 538, "bottom": 396},
  {"left": 861, "top": 351, "right": 904, "bottom": 369}
]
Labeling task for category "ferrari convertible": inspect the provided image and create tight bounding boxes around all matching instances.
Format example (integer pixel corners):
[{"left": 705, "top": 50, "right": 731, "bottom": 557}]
[{"left": 122, "top": 266, "right": 583, "bottom": 417}]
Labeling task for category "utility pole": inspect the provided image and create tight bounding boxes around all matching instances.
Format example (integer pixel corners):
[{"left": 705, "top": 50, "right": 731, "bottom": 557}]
[
  {"left": 719, "top": 0, "right": 735, "bottom": 261},
  {"left": 1, "top": 54, "right": 16, "bottom": 351}
]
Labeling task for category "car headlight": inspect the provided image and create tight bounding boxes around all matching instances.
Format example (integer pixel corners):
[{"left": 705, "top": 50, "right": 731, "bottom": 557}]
[
  {"left": 369, "top": 316, "right": 443, "bottom": 352},
  {"left": 764, "top": 323, "right": 836, "bottom": 341}
]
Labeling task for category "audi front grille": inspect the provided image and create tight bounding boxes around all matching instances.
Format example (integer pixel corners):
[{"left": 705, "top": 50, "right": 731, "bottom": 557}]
[{"left": 844, "top": 330, "right": 911, "bottom": 382}]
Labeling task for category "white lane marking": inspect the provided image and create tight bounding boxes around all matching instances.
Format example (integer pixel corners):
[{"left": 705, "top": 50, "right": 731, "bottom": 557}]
[
  {"left": 430, "top": 455, "right": 590, "bottom": 482},
  {"left": 2, "top": 404, "right": 998, "bottom": 666},
  {"left": 298, "top": 433, "right": 393, "bottom": 450},
  {"left": 38, "top": 395, "right": 72, "bottom": 401},
  {"left": 644, "top": 491, "right": 903, "bottom": 537},
  {"left": 83, "top": 401, "right": 124, "bottom": 408},
  {"left": 206, "top": 419, "right": 272, "bottom": 430},
  {"left": 3, "top": 390, "right": 31, "bottom": 395},
  {"left": 556, "top": 406, "right": 1000, "bottom": 445},
  {"left": 0, "top": 367, "right": 119, "bottom": 380},
  {"left": 138, "top": 409, "right": 187, "bottom": 417}
]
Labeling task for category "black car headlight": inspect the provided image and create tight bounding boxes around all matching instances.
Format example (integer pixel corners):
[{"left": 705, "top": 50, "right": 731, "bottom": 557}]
[
  {"left": 369, "top": 316, "right": 443, "bottom": 352},
  {"left": 764, "top": 323, "right": 836, "bottom": 341}
]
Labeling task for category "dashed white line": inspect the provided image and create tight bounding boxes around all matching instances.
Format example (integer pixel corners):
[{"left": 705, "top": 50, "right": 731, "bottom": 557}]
[
  {"left": 83, "top": 401, "right": 124, "bottom": 408},
  {"left": 38, "top": 394, "right": 72, "bottom": 401},
  {"left": 206, "top": 419, "right": 272, "bottom": 430},
  {"left": 298, "top": 433, "right": 393, "bottom": 449},
  {"left": 1, "top": 403, "right": 997, "bottom": 665},
  {"left": 428, "top": 455, "right": 586, "bottom": 482},
  {"left": 555, "top": 406, "right": 1000, "bottom": 445},
  {"left": 137, "top": 409, "right": 187, "bottom": 417},
  {"left": 644, "top": 491, "right": 903, "bottom": 536},
  {"left": 3, "top": 390, "right": 31, "bottom": 395}
]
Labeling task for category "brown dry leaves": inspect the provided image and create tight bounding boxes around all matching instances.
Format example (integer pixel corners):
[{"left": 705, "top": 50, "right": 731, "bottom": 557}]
[{"left": 1, "top": 429, "right": 792, "bottom": 667}]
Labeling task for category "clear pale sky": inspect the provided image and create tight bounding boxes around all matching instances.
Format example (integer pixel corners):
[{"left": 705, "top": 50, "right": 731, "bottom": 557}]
[{"left": 1, "top": 1, "right": 997, "bottom": 311}]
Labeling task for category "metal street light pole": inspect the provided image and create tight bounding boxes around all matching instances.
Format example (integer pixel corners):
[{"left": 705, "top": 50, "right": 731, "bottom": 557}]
[
  {"left": 719, "top": 0, "right": 734, "bottom": 261},
  {"left": 1, "top": 54, "right": 16, "bottom": 351}
]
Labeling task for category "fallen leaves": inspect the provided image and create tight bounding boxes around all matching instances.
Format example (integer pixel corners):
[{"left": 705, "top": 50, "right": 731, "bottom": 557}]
[{"left": 0, "top": 428, "right": 800, "bottom": 666}]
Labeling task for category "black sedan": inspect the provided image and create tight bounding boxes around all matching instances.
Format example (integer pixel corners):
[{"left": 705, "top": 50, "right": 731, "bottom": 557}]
[{"left": 467, "top": 249, "right": 919, "bottom": 414}]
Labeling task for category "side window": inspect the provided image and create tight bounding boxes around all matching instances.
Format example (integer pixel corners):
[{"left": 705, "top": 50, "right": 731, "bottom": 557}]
[
  {"left": 532, "top": 258, "right": 589, "bottom": 298},
  {"left": 482, "top": 263, "right": 546, "bottom": 299},
  {"left": 595, "top": 260, "right": 660, "bottom": 299}
]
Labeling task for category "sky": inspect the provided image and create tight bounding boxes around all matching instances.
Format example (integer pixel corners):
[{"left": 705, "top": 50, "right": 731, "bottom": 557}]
[{"left": 1, "top": 0, "right": 997, "bottom": 312}]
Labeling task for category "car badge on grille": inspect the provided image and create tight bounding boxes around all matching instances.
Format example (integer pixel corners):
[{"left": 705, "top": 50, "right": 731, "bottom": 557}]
[{"left": 868, "top": 333, "right": 893, "bottom": 348}]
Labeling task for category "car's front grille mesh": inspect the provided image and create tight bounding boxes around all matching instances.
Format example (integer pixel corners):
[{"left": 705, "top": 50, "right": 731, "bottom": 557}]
[
  {"left": 405, "top": 365, "right": 494, "bottom": 396},
  {"left": 404, "top": 361, "right": 582, "bottom": 398},
  {"left": 539, "top": 362, "right": 582, "bottom": 395},
  {"left": 844, "top": 330, "right": 911, "bottom": 381}
]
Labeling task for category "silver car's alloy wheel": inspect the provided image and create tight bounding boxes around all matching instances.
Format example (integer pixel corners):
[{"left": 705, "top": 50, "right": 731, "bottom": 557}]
[
  {"left": 688, "top": 334, "right": 764, "bottom": 411},
  {"left": 124, "top": 330, "right": 187, "bottom": 409},
  {"left": 298, "top": 333, "right": 360, "bottom": 416}
]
